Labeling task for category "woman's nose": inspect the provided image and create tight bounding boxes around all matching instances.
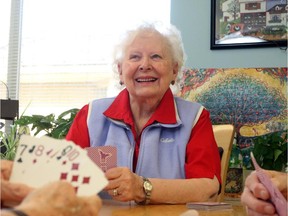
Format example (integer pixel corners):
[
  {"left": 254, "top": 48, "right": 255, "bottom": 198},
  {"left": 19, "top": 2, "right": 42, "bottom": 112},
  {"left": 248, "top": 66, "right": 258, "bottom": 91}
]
[{"left": 139, "top": 57, "right": 152, "bottom": 71}]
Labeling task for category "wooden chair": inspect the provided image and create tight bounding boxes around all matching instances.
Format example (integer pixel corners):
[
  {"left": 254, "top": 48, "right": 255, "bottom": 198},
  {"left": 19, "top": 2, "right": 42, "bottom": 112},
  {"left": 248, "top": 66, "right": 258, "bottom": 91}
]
[{"left": 212, "top": 124, "right": 236, "bottom": 202}]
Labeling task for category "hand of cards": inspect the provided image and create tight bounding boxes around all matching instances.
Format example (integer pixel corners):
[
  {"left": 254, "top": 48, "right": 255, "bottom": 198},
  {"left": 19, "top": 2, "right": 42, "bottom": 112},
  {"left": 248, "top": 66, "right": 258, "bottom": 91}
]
[
  {"left": 250, "top": 152, "right": 287, "bottom": 216},
  {"left": 10, "top": 135, "right": 110, "bottom": 196}
]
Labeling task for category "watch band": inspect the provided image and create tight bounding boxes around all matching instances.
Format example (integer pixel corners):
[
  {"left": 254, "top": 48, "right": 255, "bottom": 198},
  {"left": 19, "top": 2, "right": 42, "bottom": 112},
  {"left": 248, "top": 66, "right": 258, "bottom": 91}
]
[{"left": 137, "top": 176, "right": 152, "bottom": 205}]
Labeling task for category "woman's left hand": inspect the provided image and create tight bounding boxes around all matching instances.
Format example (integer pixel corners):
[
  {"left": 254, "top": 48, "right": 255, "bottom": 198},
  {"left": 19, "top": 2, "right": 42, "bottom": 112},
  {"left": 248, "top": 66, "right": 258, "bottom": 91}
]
[{"left": 104, "top": 167, "right": 144, "bottom": 202}]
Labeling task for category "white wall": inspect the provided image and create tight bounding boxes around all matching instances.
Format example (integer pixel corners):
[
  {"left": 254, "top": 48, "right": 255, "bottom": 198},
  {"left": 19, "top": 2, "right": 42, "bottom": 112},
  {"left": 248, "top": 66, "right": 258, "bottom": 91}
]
[{"left": 170, "top": 0, "right": 287, "bottom": 68}]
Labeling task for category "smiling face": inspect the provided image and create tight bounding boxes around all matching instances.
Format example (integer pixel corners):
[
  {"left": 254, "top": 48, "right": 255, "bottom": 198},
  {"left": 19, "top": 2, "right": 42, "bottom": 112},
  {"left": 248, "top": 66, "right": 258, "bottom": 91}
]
[{"left": 118, "top": 30, "right": 178, "bottom": 102}]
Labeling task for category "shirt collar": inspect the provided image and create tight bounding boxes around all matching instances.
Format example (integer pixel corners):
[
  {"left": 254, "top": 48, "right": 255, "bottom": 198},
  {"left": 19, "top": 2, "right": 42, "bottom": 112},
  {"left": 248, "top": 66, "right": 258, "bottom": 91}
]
[{"left": 103, "top": 88, "right": 177, "bottom": 125}]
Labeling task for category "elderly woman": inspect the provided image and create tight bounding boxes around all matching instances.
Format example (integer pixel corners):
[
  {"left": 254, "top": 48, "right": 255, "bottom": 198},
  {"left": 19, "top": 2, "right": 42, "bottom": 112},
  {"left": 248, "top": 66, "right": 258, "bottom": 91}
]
[{"left": 66, "top": 22, "right": 221, "bottom": 204}]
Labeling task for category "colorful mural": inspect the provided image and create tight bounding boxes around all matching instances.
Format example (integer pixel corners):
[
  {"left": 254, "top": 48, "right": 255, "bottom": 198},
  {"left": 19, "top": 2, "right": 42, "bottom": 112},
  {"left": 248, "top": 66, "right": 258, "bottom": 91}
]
[
  {"left": 179, "top": 67, "right": 287, "bottom": 164},
  {"left": 178, "top": 67, "right": 287, "bottom": 197}
]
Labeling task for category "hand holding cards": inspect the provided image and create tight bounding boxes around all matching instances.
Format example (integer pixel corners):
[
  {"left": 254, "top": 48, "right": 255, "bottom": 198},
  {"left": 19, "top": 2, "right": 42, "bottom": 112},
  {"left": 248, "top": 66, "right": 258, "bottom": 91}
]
[
  {"left": 10, "top": 135, "right": 108, "bottom": 196},
  {"left": 250, "top": 152, "right": 287, "bottom": 216}
]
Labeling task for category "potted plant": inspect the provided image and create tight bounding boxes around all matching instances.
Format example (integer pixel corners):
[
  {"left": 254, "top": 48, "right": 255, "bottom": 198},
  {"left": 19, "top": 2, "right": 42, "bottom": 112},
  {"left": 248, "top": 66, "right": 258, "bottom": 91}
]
[
  {"left": 224, "top": 143, "right": 243, "bottom": 198},
  {"left": 252, "top": 130, "right": 287, "bottom": 172}
]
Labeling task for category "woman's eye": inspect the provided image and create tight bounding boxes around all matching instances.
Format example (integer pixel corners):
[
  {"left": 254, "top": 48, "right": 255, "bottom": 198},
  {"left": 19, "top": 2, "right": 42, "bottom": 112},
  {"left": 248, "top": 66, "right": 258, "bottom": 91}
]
[
  {"left": 129, "top": 55, "right": 140, "bottom": 60},
  {"left": 151, "top": 54, "right": 162, "bottom": 59}
]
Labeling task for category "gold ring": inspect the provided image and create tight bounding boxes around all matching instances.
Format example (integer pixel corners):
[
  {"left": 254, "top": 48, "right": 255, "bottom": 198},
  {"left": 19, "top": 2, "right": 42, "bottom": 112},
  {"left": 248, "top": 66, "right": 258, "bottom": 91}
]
[{"left": 113, "top": 189, "right": 118, "bottom": 196}]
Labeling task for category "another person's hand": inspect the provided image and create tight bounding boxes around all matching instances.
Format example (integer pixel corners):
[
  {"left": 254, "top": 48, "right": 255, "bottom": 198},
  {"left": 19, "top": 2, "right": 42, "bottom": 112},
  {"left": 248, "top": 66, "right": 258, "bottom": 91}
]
[
  {"left": 104, "top": 167, "right": 144, "bottom": 202},
  {"left": 1, "top": 160, "right": 33, "bottom": 205},
  {"left": 241, "top": 170, "right": 287, "bottom": 216},
  {"left": 8, "top": 181, "right": 102, "bottom": 216}
]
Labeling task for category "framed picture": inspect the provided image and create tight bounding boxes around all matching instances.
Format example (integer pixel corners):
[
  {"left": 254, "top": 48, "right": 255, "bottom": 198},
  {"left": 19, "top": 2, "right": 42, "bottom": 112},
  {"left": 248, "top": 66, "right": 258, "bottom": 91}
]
[{"left": 210, "top": 0, "right": 288, "bottom": 49}]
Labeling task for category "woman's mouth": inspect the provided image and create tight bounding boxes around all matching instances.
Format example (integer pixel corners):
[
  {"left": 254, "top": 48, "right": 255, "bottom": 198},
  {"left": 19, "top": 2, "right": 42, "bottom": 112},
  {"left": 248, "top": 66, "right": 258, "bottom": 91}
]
[{"left": 135, "top": 78, "right": 157, "bottom": 83}]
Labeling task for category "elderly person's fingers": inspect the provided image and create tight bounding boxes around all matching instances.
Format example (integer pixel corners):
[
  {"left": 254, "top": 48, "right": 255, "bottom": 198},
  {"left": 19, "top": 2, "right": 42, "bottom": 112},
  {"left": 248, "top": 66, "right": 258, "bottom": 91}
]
[
  {"left": 241, "top": 187, "right": 276, "bottom": 216},
  {"left": 16, "top": 181, "right": 102, "bottom": 216},
  {"left": 1, "top": 160, "right": 14, "bottom": 180},
  {"left": 1, "top": 160, "right": 32, "bottom": 205},
  {"left": 1, "top": 180, "right": 33, "bottom": 204},
  {"left": 246, "top": 207, "right": 278, "bottom": 216},
  {"left": 16, "top": 181, "right": 78, "bottom": 216},
  {"left": 244, "top": 171, "right": 270, "bottom": 200},
  {"left": 105, "top": 167, "right": 143, "bottom": 202},
  {"left": 77, "top": 195, "right": 102, "bottom": 216},
  {"left": 267, "top": 170, "right": 288, "bottom": 199},
  {"left": 241, "top": 171, "right": 278, "bottom": 216},
  {"left": 21, "top": 180, "right": 76, "bottom": 203}
]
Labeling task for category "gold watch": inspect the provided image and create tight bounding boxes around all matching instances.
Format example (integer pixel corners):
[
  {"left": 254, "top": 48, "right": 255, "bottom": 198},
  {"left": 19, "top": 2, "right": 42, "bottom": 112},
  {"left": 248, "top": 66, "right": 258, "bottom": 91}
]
[{"left": 137, "top": 176, "right": 153, "bottom": 205}]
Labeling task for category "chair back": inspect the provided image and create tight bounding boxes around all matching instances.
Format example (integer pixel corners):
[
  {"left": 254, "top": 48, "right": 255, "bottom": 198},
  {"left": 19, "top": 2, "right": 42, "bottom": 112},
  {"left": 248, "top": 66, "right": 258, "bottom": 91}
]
[{"left": 212, "top": 124, "right": 235, "bottom": 202}]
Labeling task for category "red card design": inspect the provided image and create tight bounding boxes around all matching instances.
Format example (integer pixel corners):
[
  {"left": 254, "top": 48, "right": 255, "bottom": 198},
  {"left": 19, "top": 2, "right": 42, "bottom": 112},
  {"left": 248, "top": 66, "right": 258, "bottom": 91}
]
[{"left": 86, "top": 146, "right": 117, "bottom": 172}]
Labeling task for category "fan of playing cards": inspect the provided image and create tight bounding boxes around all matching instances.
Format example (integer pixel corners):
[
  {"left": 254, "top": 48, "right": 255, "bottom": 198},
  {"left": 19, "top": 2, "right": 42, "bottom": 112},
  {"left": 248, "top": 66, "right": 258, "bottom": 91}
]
[{"left": 10, "top": 135, "right": 109, "bottom": 196}]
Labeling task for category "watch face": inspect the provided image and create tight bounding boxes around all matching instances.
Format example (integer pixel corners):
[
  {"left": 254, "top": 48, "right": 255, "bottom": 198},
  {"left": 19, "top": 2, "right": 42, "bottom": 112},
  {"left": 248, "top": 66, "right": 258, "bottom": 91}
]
[{"left": 144, "top": 181, "right": 153, "bottom": 191}]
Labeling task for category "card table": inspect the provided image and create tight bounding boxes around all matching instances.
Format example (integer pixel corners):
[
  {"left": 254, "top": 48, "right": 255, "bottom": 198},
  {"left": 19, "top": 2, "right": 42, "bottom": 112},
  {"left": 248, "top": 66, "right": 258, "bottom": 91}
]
[{"left": 98, "top": 200, "right": 247, "bottom": 216}]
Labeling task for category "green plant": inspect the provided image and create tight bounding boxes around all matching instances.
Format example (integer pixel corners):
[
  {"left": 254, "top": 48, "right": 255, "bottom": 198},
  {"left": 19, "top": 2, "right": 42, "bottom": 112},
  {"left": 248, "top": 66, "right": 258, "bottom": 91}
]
[
  {"left": 252, "top": 130, "right": 287, "bottom": 171},
  {"left": 14, "top": 108, "right": 79, "bottom": 139},
  {"left": 229, "top": 143, "right": 242, "bottom": 168},
  {"left": 0, "top": 108, "right": 79, "bottom": 160},
  {"left": 1, "top": 125, "right": 19, "bottom": 160}
]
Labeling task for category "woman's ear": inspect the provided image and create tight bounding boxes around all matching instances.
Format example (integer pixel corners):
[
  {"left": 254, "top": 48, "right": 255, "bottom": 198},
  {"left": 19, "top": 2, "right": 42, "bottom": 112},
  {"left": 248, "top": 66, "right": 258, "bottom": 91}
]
[
  {"left": 172, "top": 62, "right": 179, "bottom": 78},
  {"left": 117, "top": 63, "right": 122, "bottom": 75},
  {"left": 118, "top": 63, "right": 124, "bottom": 84}
]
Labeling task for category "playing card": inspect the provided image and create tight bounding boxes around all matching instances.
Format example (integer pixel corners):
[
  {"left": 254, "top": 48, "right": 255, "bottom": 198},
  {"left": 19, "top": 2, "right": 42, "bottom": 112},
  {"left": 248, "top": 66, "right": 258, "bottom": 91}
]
[
  {"left": 86, "top": 146, "right": 117, "bottom": 172},
  {"left": 10, "top": 135, "right": 61, "bottom": 181},
  {"left": 250, "top": 152, "right": 287, "bottom": 216},
  {"left": 47, "top": 141, "right": 108, "bottom": 195},
  {"left": 10, "top": 135, "right": 108, "bottom": 196}
]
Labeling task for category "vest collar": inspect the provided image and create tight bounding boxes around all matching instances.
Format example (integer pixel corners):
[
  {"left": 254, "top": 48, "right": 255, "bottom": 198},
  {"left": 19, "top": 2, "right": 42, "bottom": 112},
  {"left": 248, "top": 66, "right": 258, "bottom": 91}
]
[{"left": 103, "top": 88, "right": 178, "bottom": 126}]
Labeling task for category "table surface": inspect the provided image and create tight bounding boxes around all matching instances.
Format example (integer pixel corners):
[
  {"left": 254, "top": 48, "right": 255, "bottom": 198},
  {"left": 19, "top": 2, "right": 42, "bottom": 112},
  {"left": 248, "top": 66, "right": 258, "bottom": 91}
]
[{"left": 98, "top": 200, "right": 247, "bottom": 216}]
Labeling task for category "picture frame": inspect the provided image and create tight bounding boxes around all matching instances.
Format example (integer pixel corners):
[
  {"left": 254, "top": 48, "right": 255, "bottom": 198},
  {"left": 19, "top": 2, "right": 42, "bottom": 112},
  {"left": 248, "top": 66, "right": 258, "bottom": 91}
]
[{"left": 210, "top": 0, "right": 288, "bottom": 49}]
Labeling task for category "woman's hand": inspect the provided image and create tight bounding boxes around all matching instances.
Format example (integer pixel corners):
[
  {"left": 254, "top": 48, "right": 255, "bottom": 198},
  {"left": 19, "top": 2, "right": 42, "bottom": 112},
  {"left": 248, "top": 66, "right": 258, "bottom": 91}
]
[
  {"left": 241, "top": 170, "right": 287, "bottom": 216},
  {"left": 14, "top": 181, "right": 102, "bottom": 216},
  {"left": 1, "top": 160, "right": 33, "bottom": 205},
  {"left": 104, "top": 167, "right": 144, "bottom": 202}
]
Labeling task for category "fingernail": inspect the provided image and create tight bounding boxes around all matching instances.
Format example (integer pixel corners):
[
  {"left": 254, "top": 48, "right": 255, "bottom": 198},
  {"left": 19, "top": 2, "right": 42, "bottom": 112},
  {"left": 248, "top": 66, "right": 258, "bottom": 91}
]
[
  {"left": 264, "top": 205, "right": 274, "bottom": 214},
  {"left": 260, "top": 190, "right": 268, "bottom": 198}
]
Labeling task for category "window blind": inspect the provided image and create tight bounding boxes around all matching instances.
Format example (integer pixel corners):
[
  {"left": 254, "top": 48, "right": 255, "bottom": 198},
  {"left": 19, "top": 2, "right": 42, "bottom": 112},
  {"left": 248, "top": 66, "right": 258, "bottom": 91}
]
[
  {"left": 10, "top": 0, "right": 170, "bottom": 117},
  {"left": 8, "top": 0, "right": 23, "bottom": 100},
  {"left": 0, "top": 0, "right": 17, "bottom": 100}
]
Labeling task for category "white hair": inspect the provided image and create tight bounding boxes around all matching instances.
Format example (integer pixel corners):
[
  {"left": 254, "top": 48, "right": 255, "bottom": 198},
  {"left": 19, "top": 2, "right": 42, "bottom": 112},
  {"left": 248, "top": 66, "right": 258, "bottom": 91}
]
[{"left": 111, "top": 22, "right": 186, "bottom": 94}]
